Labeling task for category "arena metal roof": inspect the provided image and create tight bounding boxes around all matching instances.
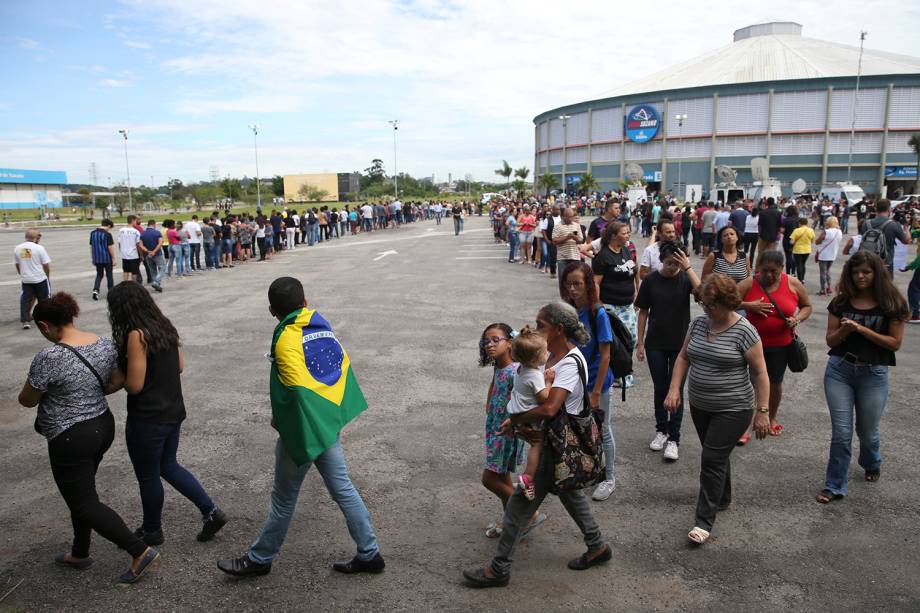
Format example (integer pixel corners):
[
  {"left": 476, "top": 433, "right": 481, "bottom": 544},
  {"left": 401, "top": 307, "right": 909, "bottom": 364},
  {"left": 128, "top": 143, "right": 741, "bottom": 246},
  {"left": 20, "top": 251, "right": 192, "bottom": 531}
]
[{"left": 596, "top": 22, "right": 920, "bottom": 99}]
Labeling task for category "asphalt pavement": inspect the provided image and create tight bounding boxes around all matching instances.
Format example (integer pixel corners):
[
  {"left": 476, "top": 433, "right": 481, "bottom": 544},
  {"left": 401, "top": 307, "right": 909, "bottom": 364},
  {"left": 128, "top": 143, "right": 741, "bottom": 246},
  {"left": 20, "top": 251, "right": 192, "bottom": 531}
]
[{"left": 1, "top": 216, "right": 918, "bottom": 611}]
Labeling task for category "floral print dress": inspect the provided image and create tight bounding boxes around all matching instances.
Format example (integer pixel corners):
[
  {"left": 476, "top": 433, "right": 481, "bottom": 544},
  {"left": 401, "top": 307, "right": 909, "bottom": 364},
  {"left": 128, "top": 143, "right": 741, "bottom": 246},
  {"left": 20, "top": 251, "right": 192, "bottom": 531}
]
[{"left": 484, "top": 364, "right": 524, "bottom": 473}]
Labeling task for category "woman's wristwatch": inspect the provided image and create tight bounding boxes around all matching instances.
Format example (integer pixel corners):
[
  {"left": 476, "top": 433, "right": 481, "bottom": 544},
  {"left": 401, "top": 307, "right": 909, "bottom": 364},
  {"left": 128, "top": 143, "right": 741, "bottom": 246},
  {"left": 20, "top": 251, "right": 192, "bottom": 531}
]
[{"left": 757, "top": 406, "right": 769, "bottom": 414}]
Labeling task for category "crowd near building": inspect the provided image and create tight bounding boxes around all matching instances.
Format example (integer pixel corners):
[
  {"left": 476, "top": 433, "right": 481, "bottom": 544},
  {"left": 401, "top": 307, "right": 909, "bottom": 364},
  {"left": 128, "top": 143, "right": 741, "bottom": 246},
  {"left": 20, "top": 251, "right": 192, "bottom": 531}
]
[{"left": 533, "top": 22, "right": 920, "bottom": 200}]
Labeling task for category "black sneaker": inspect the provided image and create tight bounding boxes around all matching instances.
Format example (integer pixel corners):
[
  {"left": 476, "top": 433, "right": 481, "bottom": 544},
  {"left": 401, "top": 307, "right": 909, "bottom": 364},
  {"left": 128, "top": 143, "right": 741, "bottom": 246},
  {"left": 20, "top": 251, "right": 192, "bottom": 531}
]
[
  {"left": 197, "top": 508, "right": 227, "bottom": 542},
  {"left": 92, "top": 290, "right": 99, "bottom": 301},
  {"left": 332, "top": 552, "right": 385, "bottom": 574},
  {"left": 217, "top": 555, "right": 271, "bottom": 577},
  {"left": 133, "top": 527, "right": 165, "bottom": 546}
]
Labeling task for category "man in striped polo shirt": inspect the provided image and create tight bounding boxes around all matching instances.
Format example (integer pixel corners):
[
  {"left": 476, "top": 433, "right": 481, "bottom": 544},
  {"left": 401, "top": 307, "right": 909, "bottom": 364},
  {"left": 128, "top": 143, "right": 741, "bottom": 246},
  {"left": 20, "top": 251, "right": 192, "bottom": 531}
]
[{"left": 89, "top": 219, "right": 115, "bottom": 300}]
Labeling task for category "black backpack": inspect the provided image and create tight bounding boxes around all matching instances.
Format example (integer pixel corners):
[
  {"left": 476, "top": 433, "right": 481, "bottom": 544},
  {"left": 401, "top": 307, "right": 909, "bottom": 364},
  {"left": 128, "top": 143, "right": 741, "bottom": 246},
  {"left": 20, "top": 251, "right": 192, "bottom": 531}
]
[
  {"left": 588, "top": 304, "right": 634, "bottom": 401},
  {"left": 859, "top": 219, "right": 891, "bottom": 261}
]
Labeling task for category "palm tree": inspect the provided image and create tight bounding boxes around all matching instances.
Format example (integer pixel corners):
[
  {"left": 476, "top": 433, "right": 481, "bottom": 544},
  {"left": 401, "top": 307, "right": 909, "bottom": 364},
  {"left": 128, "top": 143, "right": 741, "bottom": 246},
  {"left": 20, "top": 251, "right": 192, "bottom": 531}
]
[
  {"left": 577, "top": 172, "right": 599, "bottom": 197},
  {"left": 909, "top": 133, "right": 920, "bottom": 195},
  {"left": 513, "top": 166, "right": 530, "bottom": 198},
  {"left": 494, "top": 160, "right": 513, "bottom": 190},
  {"left": 537, "top": 173, "right": 560, "bottom": 196}
]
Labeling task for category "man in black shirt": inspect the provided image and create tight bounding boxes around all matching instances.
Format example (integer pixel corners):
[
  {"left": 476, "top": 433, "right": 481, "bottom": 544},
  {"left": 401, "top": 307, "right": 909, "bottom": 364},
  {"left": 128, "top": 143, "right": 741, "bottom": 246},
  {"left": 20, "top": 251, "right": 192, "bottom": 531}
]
[
  {"left": 588, "top": 201, "right": 620, "bottom": 242},
  {"left": 756, "top": 198, "right": 783, "bottom": 257}
]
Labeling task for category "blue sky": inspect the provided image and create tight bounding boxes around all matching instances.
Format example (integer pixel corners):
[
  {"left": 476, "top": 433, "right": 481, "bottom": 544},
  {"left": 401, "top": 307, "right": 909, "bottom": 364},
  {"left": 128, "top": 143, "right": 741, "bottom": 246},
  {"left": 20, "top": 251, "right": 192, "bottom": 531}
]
[{"left": 2, "top": 0, "right": 919, "bottom": 186}]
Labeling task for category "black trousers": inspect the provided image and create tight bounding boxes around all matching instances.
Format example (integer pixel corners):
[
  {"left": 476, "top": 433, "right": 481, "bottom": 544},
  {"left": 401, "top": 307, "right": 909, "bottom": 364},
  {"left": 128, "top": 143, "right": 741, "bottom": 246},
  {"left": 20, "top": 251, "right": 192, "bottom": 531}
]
[
  {"left": 257, "top": 236, "right": 266, "bottom": 260},
  {"left": 93, "top": 263, "right": 114, "bottom": 292},
  {"left": 690, "top": 407, "right": 752, "bottom": 532},
  {"left": 47, "top": 411, "right": 147, "bottom": 559},
  {"left": 794, "top": 253, "right": 808, "bottom": 282},
  {"left": 20, "top": 280, "right": 50, "bottom": 323}
]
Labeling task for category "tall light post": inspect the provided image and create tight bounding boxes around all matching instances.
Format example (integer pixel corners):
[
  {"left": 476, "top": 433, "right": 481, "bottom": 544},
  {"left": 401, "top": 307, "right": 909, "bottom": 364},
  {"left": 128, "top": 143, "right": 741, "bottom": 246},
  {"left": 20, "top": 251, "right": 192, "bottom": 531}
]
[
  {"left": 388, "top": 120, "right": 399, "bottom": 198},
  {"left": 249, "top": 124, "right": 261, "bottom": 209},
  {"left": 558, "top": 115, "right": 570, "bottom": 197},
  {"left": 674, "top": 114, "right": 687, "bottom": 200},
  {"left": 847, "top": 30, "right": 867, "bottom": 184},
  {"left": 118, "top": 129, "right": 133, "bottom": 210}
]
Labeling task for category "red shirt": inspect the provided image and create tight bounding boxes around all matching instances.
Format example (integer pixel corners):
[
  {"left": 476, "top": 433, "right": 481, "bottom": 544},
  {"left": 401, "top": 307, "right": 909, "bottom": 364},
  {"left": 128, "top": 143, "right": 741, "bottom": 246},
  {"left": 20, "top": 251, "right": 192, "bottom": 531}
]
[
  {"left": 694, "top": 207, "right": 708, "bottom": 230},
  {"left": 743, "top": 273, "right": 797, "bottom": 347},
  {"left": 166, "top": 229, "right": 181, "bottom": 245}
]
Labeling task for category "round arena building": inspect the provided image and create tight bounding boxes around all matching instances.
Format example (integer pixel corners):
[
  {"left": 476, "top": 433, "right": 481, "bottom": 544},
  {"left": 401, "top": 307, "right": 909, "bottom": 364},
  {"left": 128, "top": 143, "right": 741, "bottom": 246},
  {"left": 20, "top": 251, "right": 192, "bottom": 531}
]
[{"left": 533, "top": 22, "right": 920, "bottom": 200}]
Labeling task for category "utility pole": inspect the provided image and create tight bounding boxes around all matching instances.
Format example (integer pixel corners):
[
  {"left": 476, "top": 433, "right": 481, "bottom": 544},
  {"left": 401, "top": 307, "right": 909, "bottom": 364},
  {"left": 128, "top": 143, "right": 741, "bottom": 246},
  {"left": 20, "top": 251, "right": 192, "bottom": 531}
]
[
  {"left": 249, "top": 124, "right": 261, "bottom": 209},
  {"left": 847, "top": 30, "right": 867, "bottom": 184},
  {"left": 118, "top": 129, "right": 133, "bottom": 210},
  {"left": 675, "top": 114, "right": 688, "bottom": 200},
  {"left": 388, "top": 120, "right": 399, "bottom": 198}
]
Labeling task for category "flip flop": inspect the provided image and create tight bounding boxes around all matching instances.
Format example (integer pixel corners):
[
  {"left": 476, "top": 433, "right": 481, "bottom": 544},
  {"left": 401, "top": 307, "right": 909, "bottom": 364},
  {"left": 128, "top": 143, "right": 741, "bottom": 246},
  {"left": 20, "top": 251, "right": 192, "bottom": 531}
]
[
  {"left": 521, "top": 513, "right": 547, "bottom": 538},
  {"left": 687, "top": 527, "right": 710, "bottom": 544},
  {"left": 770, "top": 424, "right": 784, "bottom": 436},
  {"left": 816, "top": 489, "right": 844, "bottom": 504},
  {"left": 737, "top": 434, "right": 750, "bottom": 446},
  {"left": 865, "top": 470, "right": 880, "bottom": 482}
]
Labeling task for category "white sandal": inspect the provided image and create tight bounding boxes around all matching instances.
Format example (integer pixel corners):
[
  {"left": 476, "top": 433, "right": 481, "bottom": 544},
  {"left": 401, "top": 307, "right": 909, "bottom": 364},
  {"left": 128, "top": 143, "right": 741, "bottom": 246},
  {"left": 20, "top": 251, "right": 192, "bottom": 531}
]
[{"left": 687, "top": 527, "right": 710, "bottom": 544}]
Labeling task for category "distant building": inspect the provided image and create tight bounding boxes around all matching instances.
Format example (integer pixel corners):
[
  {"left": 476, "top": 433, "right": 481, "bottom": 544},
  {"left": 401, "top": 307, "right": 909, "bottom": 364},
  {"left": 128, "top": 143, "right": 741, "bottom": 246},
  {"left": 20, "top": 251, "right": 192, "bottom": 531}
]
[
  {"left": 283, "top": 172, "right": 360, "bottom": 202},
  {"left": 0, "top": 168, "right": 68, "bottom": 209},
  {"left": 533, "top": 21, "right": 920, "bottom": 197}
]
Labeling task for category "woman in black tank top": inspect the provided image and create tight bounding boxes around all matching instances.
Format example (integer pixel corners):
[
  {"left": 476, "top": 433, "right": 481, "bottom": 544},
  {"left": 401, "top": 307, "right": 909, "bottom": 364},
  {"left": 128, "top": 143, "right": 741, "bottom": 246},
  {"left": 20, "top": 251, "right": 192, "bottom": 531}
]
[{"left": 108, "top": 282, "right": 226, "bottom": 546}]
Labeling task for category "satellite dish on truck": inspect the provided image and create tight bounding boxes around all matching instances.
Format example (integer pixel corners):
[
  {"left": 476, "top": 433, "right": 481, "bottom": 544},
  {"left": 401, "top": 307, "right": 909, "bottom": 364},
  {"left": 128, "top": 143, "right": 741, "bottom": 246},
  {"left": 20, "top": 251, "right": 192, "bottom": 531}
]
[
  {"left": 750, "top": 158, "right": 770, "bottom": 182},
  {"left": 792, "top": 178, "right": 807, "bottom": 195},
  {"left": 624, "top": 163, "right": 644, "bottom": 184},
  {"left": 715, "top": 165, "right": 738, "bottom": 185}
]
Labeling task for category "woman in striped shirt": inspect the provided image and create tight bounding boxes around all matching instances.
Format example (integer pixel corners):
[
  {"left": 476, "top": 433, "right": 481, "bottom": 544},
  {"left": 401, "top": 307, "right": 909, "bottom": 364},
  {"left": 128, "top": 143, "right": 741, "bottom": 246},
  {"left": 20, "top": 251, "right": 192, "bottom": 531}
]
[
  {"left": 701, "top": 226, "right": 750, "bottom": 284},
  {"left": 665, "top": 274, "right": 770, "bottom": 545}
]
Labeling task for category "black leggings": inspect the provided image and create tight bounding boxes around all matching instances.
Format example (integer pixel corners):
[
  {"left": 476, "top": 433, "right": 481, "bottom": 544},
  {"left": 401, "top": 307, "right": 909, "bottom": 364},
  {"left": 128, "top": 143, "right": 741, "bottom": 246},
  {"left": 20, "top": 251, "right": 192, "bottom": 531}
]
[
  {"left": 48, "top": 411, "right": 147, "bottom": 559},
  {"left": 794, "top": 253, "right": 808, "bottom": 282}
]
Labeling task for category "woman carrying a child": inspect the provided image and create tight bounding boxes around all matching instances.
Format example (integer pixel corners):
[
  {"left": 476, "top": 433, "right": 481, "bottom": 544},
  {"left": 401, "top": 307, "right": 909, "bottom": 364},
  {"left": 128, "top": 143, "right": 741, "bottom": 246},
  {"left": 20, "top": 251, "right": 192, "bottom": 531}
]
[{"left": 464, "top": 303, "right": 611, "bottom": 588}]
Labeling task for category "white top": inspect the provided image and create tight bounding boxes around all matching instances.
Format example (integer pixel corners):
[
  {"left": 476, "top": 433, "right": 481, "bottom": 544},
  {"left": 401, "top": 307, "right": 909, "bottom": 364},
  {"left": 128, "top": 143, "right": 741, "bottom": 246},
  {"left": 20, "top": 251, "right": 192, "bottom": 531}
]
[
  {"left": 507, "top": 365, "right": 546, "bottom": 415},
  {"left": 117, "top": 227, "right": 142, "bottom": 259},
  {"left": 184, "top": 221, "right": 202, "bottom": 243},
  {"left": 361, "top": 204, "right": 373, "bottom": 219},
  {"left": 552, "top": 348, "right": 588, "bottom": 416},
  {"left": 13, "top": 241, "right": 51, "bottom": 283},
  {"left": 538, "top": 218, "right": 548, "bottom": 231},
  {"left": 640, "top": 241, "right": 662, "bottom": 272},
  {"left": 816, "top": 228, "right": 843, "bottom": 261},
  {"left": 744, "top": 213, "right": 759, "bottom": 234}
]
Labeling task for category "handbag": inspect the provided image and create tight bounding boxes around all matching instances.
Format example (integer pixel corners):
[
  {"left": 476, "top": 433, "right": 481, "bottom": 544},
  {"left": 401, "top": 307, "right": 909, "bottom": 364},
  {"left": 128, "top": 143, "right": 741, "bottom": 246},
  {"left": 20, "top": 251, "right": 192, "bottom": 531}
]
[
  {"left": 758, "top": 280, "right": 809, "bottom": 372},
  {"left": 544, "top": 353, "right": 605, "bottom": 493}
]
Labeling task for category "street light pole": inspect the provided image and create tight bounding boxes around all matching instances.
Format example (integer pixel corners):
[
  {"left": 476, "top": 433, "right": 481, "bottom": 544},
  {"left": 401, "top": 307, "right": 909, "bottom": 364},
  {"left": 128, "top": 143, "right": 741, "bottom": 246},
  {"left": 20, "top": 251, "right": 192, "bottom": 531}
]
[
  {"left": 674, "top": 114, "right": 687, "bottom": 201},
  {"left": 558, "top": 115, "right": 570, "bottom": 198},
  {"left": 847, "top": 31, "right": 867, "bottom": 184},
  {"left": 249, "top": 124, "right": 261, "bottom": 210},
  {"left": 388, "top": 120, "right": 399, "bottom": 198},
  {"left": 118, "top": 129, "right": 133, "bottom": 210}
]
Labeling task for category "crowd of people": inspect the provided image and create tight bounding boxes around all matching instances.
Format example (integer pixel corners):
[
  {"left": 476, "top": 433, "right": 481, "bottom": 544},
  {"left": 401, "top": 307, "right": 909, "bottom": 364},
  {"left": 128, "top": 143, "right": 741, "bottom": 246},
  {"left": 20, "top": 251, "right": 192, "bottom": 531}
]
[{"left": 8, "top": 187, "right": 916, "bottom": 589}]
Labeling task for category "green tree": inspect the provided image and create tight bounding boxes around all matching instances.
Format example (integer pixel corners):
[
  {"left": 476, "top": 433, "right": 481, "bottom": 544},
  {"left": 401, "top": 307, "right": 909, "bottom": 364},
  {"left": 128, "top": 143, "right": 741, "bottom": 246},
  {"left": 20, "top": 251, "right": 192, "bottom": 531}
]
[
  {"left": 494, "top": 160, "right": 513, "bottom": 188},
  {"left": 909, "top": 132, "right": 920, "bottom": 194},
  {"left": 513, "top": 166, "right": 531, "bottom": 198},
  {"left": 363, "top": 159, "right": 387, "bottom": 185},
  {"left": 577, "top": 172, "right": 599, "bottom": 196},
  {"left": 537, "top": 173, "right": 560, "bottom": 196},
  {"left": 271, "top": 175, "right": 285, "bottom": 197}
]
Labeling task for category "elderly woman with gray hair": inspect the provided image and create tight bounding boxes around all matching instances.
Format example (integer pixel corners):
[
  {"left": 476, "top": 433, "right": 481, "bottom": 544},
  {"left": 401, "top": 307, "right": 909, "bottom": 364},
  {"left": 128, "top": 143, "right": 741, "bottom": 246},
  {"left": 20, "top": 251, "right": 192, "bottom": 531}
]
[{"left": 463, "top": 302, "right": 610, "bottom": 588}]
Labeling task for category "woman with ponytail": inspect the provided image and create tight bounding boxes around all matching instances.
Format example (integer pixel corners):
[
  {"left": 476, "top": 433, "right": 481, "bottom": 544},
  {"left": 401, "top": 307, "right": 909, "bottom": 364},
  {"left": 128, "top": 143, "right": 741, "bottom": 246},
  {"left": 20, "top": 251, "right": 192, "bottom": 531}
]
[{"left": 18, "top": 292, "right": 159, "bottom": 583}]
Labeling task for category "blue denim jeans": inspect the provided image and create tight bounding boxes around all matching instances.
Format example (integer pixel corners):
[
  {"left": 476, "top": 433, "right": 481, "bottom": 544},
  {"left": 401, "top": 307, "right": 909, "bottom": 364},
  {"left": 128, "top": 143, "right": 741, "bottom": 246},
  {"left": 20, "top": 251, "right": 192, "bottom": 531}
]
[
  {"left": 148, "top": 251, "right": 165, "bottom": 285},
  {"left": 248, "top": 437, "right": 380, "bottom": 565},
  {"left": 539, "top": 239, "right": 548, "bottom": 269},
  {"left": 204, "top": 242, "right": 215, "bottom": 268},
  {"left": 181, "top": 243, "right": 191, "bottom": 273},
  {"left": 823, "top": 355, "right": 889, "bottom": 495},
  {"left": 167, "top": 244, "right": 184, "bottom": 276},
  {"left": 125, "top": 419, "right": 216, "bottom": 533},
  {"left": 507, "top": 231, "right": 519, "bottom": 261},
  {"left": 647, "top": 350, "right": 684, "bottom": 442}
]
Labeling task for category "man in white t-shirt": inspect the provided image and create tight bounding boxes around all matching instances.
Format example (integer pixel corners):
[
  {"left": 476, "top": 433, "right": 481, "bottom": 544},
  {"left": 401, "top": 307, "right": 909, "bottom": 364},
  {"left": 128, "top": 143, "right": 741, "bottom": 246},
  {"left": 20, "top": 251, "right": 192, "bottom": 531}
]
[
  {"left": 13, "top": 228, "right": 51, "bottom": 329},
  {"left": 117, "top": 215, "right": 143, "bottom": 282},
  {"left": 360, "top": 204, "right": 373, "bottom": 232},
  {"left": 185, "top": 215, "right": 203, "bottom": 271}
]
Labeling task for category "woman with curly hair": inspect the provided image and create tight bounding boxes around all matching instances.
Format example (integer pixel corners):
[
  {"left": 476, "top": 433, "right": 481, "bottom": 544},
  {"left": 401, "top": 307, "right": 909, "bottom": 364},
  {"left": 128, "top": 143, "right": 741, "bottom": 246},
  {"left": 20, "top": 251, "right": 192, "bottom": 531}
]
[
  {"left": 665, "top": 274, "right": 771, "bottom": 544},
  {"left": 817, "top": 251, "right": 909, "bottom": 503},
  {"left": 18, "top": 292, "right": 159, "bottom": 583},
  {"left": 107, "top": 281, "right": 226, "bottom": 547}
]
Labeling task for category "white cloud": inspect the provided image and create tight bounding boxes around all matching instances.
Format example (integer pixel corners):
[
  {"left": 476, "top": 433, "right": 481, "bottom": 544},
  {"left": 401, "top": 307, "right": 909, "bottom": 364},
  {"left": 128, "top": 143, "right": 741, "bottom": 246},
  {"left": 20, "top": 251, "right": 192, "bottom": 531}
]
[
  {"left": 124, "top": 40, "right": 152, "bottom": 49},
  {"left": 99, "top": 78, "right": 134, "bottom": 88},
  {"left": 17, "top": 37, "right": 40, "bottom": 50}
]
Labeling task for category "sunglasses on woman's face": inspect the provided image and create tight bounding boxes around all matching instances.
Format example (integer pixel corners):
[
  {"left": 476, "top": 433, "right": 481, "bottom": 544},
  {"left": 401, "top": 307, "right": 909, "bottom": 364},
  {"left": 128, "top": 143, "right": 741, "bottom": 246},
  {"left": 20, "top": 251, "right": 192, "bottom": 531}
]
[{"left": 480, "top": 336, "right": 509, "bottom": 347}]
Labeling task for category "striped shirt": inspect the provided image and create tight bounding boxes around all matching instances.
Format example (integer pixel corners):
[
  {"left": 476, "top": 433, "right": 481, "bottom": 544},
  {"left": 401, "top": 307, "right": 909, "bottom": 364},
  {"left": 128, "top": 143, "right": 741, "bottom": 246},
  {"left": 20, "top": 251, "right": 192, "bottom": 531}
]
[
  {"left": 712, "top": 250, "right": 749, "bottom": 283},
  {"left": 686, "top": 315, "right": 760, "bottom": 412},
  {"left": 89, "top": 228, "right": 113, "bottom": 264}
]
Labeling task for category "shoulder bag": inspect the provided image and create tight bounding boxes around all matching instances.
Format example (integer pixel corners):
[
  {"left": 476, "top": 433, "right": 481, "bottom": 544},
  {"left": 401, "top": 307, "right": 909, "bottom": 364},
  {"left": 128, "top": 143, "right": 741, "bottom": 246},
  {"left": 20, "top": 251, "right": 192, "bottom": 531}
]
[
  {"left": 757, "top": 279, "right": 809, "bottom": 372},
  {"left": 544, "top": 353, "right": 605, "bottom": 494}
]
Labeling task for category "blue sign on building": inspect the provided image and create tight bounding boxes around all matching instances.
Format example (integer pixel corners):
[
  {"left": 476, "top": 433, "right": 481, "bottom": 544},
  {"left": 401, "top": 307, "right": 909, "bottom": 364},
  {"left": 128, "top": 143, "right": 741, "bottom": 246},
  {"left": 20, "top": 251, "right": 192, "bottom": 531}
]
[
  {"left": 0, "top": 168, "right": 68, "bottom": 185},
  {"left": 625, "top": 104, "right": 661, "bottom": 144},
  {"left": 885, "top": 166, "right": 918, "bottom": 178}
]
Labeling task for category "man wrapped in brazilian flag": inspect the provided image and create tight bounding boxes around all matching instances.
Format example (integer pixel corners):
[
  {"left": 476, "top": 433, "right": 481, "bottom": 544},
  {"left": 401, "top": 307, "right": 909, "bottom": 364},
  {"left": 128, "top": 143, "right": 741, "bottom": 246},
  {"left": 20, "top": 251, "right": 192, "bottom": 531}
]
[{"left": 217, "top": 277, "right": 385, "bottom": 578}]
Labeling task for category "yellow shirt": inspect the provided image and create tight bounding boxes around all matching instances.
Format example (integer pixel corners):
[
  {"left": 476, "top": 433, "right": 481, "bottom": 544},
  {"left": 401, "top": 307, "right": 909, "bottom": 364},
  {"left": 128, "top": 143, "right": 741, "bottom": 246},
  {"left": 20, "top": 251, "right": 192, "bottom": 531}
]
[{"left": 789, "top": 226, "right": 815, "bottom": 254}]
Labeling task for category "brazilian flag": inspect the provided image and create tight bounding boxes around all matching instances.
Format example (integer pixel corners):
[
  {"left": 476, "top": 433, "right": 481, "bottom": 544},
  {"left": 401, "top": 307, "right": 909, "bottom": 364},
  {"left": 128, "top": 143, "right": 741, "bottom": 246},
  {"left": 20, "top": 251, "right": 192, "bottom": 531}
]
[{"left": 270, "top": 307, "right": 368, "bottom": 466}]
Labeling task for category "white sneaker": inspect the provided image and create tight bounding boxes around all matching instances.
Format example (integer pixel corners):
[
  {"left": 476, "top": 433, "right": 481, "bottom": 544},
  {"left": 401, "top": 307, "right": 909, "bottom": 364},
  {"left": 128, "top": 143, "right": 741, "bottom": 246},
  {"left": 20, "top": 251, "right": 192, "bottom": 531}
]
[
  {"left": 592, "top": 479, "right": 616, "bottom": 501},
  {"left": 663, "top": 441, "right": 679, "bottom": 461},
  {"left": 649, "top": 432, "right": 668, "bottom": 451}
]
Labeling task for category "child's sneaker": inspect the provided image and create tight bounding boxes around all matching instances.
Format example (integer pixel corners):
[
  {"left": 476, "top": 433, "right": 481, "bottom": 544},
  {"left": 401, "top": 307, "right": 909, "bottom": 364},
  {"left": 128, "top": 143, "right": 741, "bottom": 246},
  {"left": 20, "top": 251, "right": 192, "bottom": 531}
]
[{"left": 518, "top": 474, "right": 536, "bottom": 500}]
